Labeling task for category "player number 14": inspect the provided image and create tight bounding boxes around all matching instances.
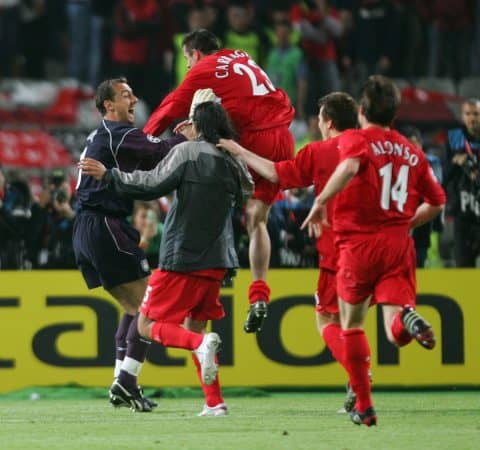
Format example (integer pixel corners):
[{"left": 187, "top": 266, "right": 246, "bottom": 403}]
[{"left": 379, "top": 163, "right": 410, "bottom": 212}]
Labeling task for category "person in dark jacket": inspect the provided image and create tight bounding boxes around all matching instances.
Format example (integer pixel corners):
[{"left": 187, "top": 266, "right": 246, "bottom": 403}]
[
  {"left": 74, "top": 77, "right": 194, "bottom": 412},
  {"left": 79, "top": 100, "right": 253, "bottom": 417},
  {"left": 444, "top": 98, "right": 480, "bottom": 267}
]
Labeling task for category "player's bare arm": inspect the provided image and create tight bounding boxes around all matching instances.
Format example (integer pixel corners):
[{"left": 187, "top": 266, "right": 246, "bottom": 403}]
[
  {"left": 78, "top": 158, "right": 107, "bottom": 181},
  {"left": 217, "top": 139, "right": 279, "bottom": 183},
  {"left": 410, "top": 202, "right": 445, "bottom": 229},
  {"left": 301, "top": 157, "right": 360, "bottom": 230}
]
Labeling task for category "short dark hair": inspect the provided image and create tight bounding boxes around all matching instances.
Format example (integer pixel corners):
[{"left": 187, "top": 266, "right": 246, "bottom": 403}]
[
  {"left": 182, "top": 29, "right": 220, "bottom": 55},
  {"left": 193, "top": 102, "right": 237, "bottom": 144},
  {"left": 318, "top": 92, "right": 358, "bottom": 131},
  {"left": 359, "top": 75, "right": 401, "bottom": 126},
  {"left": 400, "top": 125, "right": 422, "bottom": 144},
  {"left": 95, "top": 77, "right": 127, "bottom": 115}
]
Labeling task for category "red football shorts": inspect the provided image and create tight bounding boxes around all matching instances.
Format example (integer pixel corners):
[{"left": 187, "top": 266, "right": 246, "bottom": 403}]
[
  {"left": 140, "top": 269, "right": 226, "bottom": 323},
  {"left": 240, "top": 126, "right": 294, "bottom": 205},
  {"left": 315, "top": 268, "right": 339, "bottom": 315},
  {"left": 336, "top": 233, "right": 416, "bottom": 307}
]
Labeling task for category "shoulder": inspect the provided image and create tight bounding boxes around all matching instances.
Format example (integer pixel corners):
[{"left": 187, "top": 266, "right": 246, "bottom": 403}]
[
  {"left": 169, "top": 140, "right": 219, "bottom": 160},
  {"left": 447, "top": 128, "right": 466, "bottom": 150},
  {"left": 102, "top": 120, "right": 136, "bottom": 137},
  {"left": 338, "top": 129, "right": 367, "bottom": 148}
]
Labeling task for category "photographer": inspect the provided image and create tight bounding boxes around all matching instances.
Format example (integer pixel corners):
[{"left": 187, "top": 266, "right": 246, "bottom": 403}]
[
  {"left": 444, "top": 98, "right": 480, "bottom": 267},
  {"left": 0, "top": 167, "right": 32, "bottom": 269},
  {"left": 29, "top": 170, "right": 77, "bottom": 268}
]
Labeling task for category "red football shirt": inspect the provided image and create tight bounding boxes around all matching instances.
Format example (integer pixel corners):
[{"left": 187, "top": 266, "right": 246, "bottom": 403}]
[
  {"left": 274, "top": 136, "right": 340, "bottom": 271},
  {"left": 334, "top": 127, "right": 446, "bottom": 236},
  {"left": 143, "top": 49, "right": 295, "bottom": 136}
]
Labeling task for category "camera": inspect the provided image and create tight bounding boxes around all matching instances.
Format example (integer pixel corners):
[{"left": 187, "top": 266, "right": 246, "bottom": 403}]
[{"left": 53, "top": 189, "right": 68, "bottom": 204}]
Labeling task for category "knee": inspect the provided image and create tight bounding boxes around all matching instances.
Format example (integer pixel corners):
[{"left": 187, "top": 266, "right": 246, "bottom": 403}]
[{"left": 246, "top": 203, "right": 269, "bottom": 233}]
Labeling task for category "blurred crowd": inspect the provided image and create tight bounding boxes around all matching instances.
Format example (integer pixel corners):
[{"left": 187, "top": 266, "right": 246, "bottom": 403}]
[
  {"left": 2, "top": 96, "right": 480, "bottom": 271},
  {"left": 1, "top": 1, "right": 480, "bottom": 107},
  {"left": 1, "top": 0, "right": 480, "bottom": 270}
]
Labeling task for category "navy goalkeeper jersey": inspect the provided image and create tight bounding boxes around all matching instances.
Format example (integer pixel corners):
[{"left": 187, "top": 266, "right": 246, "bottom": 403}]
[{"left": 76, "top": 119, "right": 185, "bottom": 217}]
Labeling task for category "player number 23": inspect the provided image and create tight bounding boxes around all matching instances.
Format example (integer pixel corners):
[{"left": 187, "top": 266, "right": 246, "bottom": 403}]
[
  {"left": 233, "top": 59, "right": 276, "bottom": 96},
  {"left": 379, "top": 163, "right": 410, "bottom": 212}
]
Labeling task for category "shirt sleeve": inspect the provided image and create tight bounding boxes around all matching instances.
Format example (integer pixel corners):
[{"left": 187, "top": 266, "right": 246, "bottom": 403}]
[
  {"left": 143, "top": 70, "right": 204, "bottom": 136},
  {"left": 275, "top": 143, "right": 315, "bottom": 189},
  {"left": 338, "top": 130, "right": 368, "bottom": 163},
  {"left": 106, "top": 144, "right": 188, "bottom": 200},
  {"left": 121, "top": 129, "right": 187, "bottom": 170},
  {"left": 418, "top": 159, "right": 447, "bottom": 206}
]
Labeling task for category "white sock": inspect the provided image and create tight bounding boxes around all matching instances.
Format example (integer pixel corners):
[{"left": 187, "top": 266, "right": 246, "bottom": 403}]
[
  {"left": 114, "top": 359, "right": 123, "bottom": 379},
  {"left": 121, "top": 356, "right": 143, "bottom": 377}
]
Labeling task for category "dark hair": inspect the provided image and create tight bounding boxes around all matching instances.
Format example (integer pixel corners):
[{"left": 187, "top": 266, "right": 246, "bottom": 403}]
[
  {"left": 193, "top": 102, "right": 237, "bottom": 144},
  {"left": 318, "top": 92, "right": 358, "bottom": 131},
  {"left": 400, "top": 125, "right": 422, "bottom": 145},
  {"left": 182, "top": 29, "right": 220, "bottom": 55},
  {"left": 359, "top": 75, "right": 401, "bottom": 126},
  {"left": 95, "top": 77, "right": 127, "bottom": 115}
]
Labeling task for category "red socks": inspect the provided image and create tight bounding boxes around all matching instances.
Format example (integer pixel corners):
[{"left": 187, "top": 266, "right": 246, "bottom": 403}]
[
  {"left": 321, "top": 323, "right": 346, "bottom": 369},
  {"left": 150, "top": 323, "right": 223, "bottom": 407},
  {"left": 150, "top": 322, "right": 203, "bottom": 350},
  {"left": 192, "top": 353, "right": 224, "bottom": 407},
  {"left": 248, "top": 280, "right": 271, "bottom": 305},
  {"left": 391, "top": 312, "right": 413, "bottom": 346},
  {"left": 342, "top": 328, "right": 372, "bottom": 412}
]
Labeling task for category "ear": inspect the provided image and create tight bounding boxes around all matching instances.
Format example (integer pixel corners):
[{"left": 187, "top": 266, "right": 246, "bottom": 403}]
[{"left": 104, "top": 99, "right": 114, "bottom": 113}]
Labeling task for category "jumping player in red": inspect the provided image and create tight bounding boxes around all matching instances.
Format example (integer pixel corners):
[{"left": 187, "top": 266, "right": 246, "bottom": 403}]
[
  {"left": 302, "top": 76, "right": 446, "bottom": 426},
  {"left": 219, "top": 92, "right": 356, "bottom": 371},
  {"left": 143, "top": 29, "right": 295, "bottom": 333}
]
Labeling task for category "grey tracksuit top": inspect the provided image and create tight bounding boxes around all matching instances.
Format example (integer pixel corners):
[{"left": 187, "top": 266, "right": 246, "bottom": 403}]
[{"left": 104, "top": 139, "right": 254, "bottom": 272}]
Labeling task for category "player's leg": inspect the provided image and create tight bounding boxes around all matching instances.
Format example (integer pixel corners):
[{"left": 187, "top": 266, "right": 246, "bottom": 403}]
[
  {"left": 375, "top": 238, "right": 435, "bottom": 350},
  {"left": 339, "top": 297, "right": 377, "bottom": 427},
  {"left": 113, "top": 313, "right": 134, "bottom": 380},
  {"left": 73, "top": 213, "right": 154, "bottom": 410},
  {"left": 244, "top": 197, "right": 271, "bottom": 333},
  {"left": 185, "top": 317, "right": 227, "bottom": 416},
  {"left": 138, "top": 270, "right": 222, "bottom": 386},
  {"left": 241, "top": 126, "right": 294, "bottom": 334},
  {"left": 315, "top": 269, "right": 343, "bottom": 367},
  {"left": 382, "top": 304, "right": 435, "bottom": 350},
  {"left": 108, "top": 277, "right": 155, "bottom": 411}
]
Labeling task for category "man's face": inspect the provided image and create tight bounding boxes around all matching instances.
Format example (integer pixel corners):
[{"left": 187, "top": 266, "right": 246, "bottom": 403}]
[
  {"left": 133, "top": 207, "right": 149, "bottom": 230},
  {"left": 462, "top": 102, "right": 480, "bottom": 136},
  {"left": 183, "top": 46, "right": 201, "bottom": 70},
  {"left": 106, "top": 82, "right": 138, "bottom": 124}
]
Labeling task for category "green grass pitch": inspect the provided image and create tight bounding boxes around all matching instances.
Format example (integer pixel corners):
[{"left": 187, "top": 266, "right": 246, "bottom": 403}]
[{"left": 0, "top": 391, "right": 477, "bottom": 450}]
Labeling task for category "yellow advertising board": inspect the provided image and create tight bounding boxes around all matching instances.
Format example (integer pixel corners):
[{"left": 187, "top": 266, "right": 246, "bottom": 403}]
[{"left": 0, "top": 269, "right": 477, "bottom": 393}]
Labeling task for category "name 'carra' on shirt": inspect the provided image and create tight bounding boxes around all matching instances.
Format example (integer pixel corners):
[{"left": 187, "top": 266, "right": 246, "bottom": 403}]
[
  {"left": 370, "top": 140, "right": 419, "bottom": 167},
  {"left": 215, "top": 50, "right": 249, "bottom": 79}
]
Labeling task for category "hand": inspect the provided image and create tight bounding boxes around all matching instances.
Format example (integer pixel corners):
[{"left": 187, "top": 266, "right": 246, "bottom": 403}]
[
  {"left": 78, "top": 158, "right": 107, "bottom": 181},
  {"left": 300, "top": 198, "right": 329, "bottom": 233},
  {"left": 452, "top": 153, "right": 468, "bottom": 166},
  {"left": 53, "top": 198, "right": 75, "bottom": 219},
  {"left": 173, "top": 119, "right": 191, "bottom": 133},
  {"left": 307, "top": 222, "right": 321, "bottom": 239},
  {"left": 175, "top": 121, "right": 197, "bottom": 140},
  {"left": 217, "top": 138, "right": 243, "bottom": 155},
  {"left": 189, "top": 88, "right": 219, "bottom": 121}
]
